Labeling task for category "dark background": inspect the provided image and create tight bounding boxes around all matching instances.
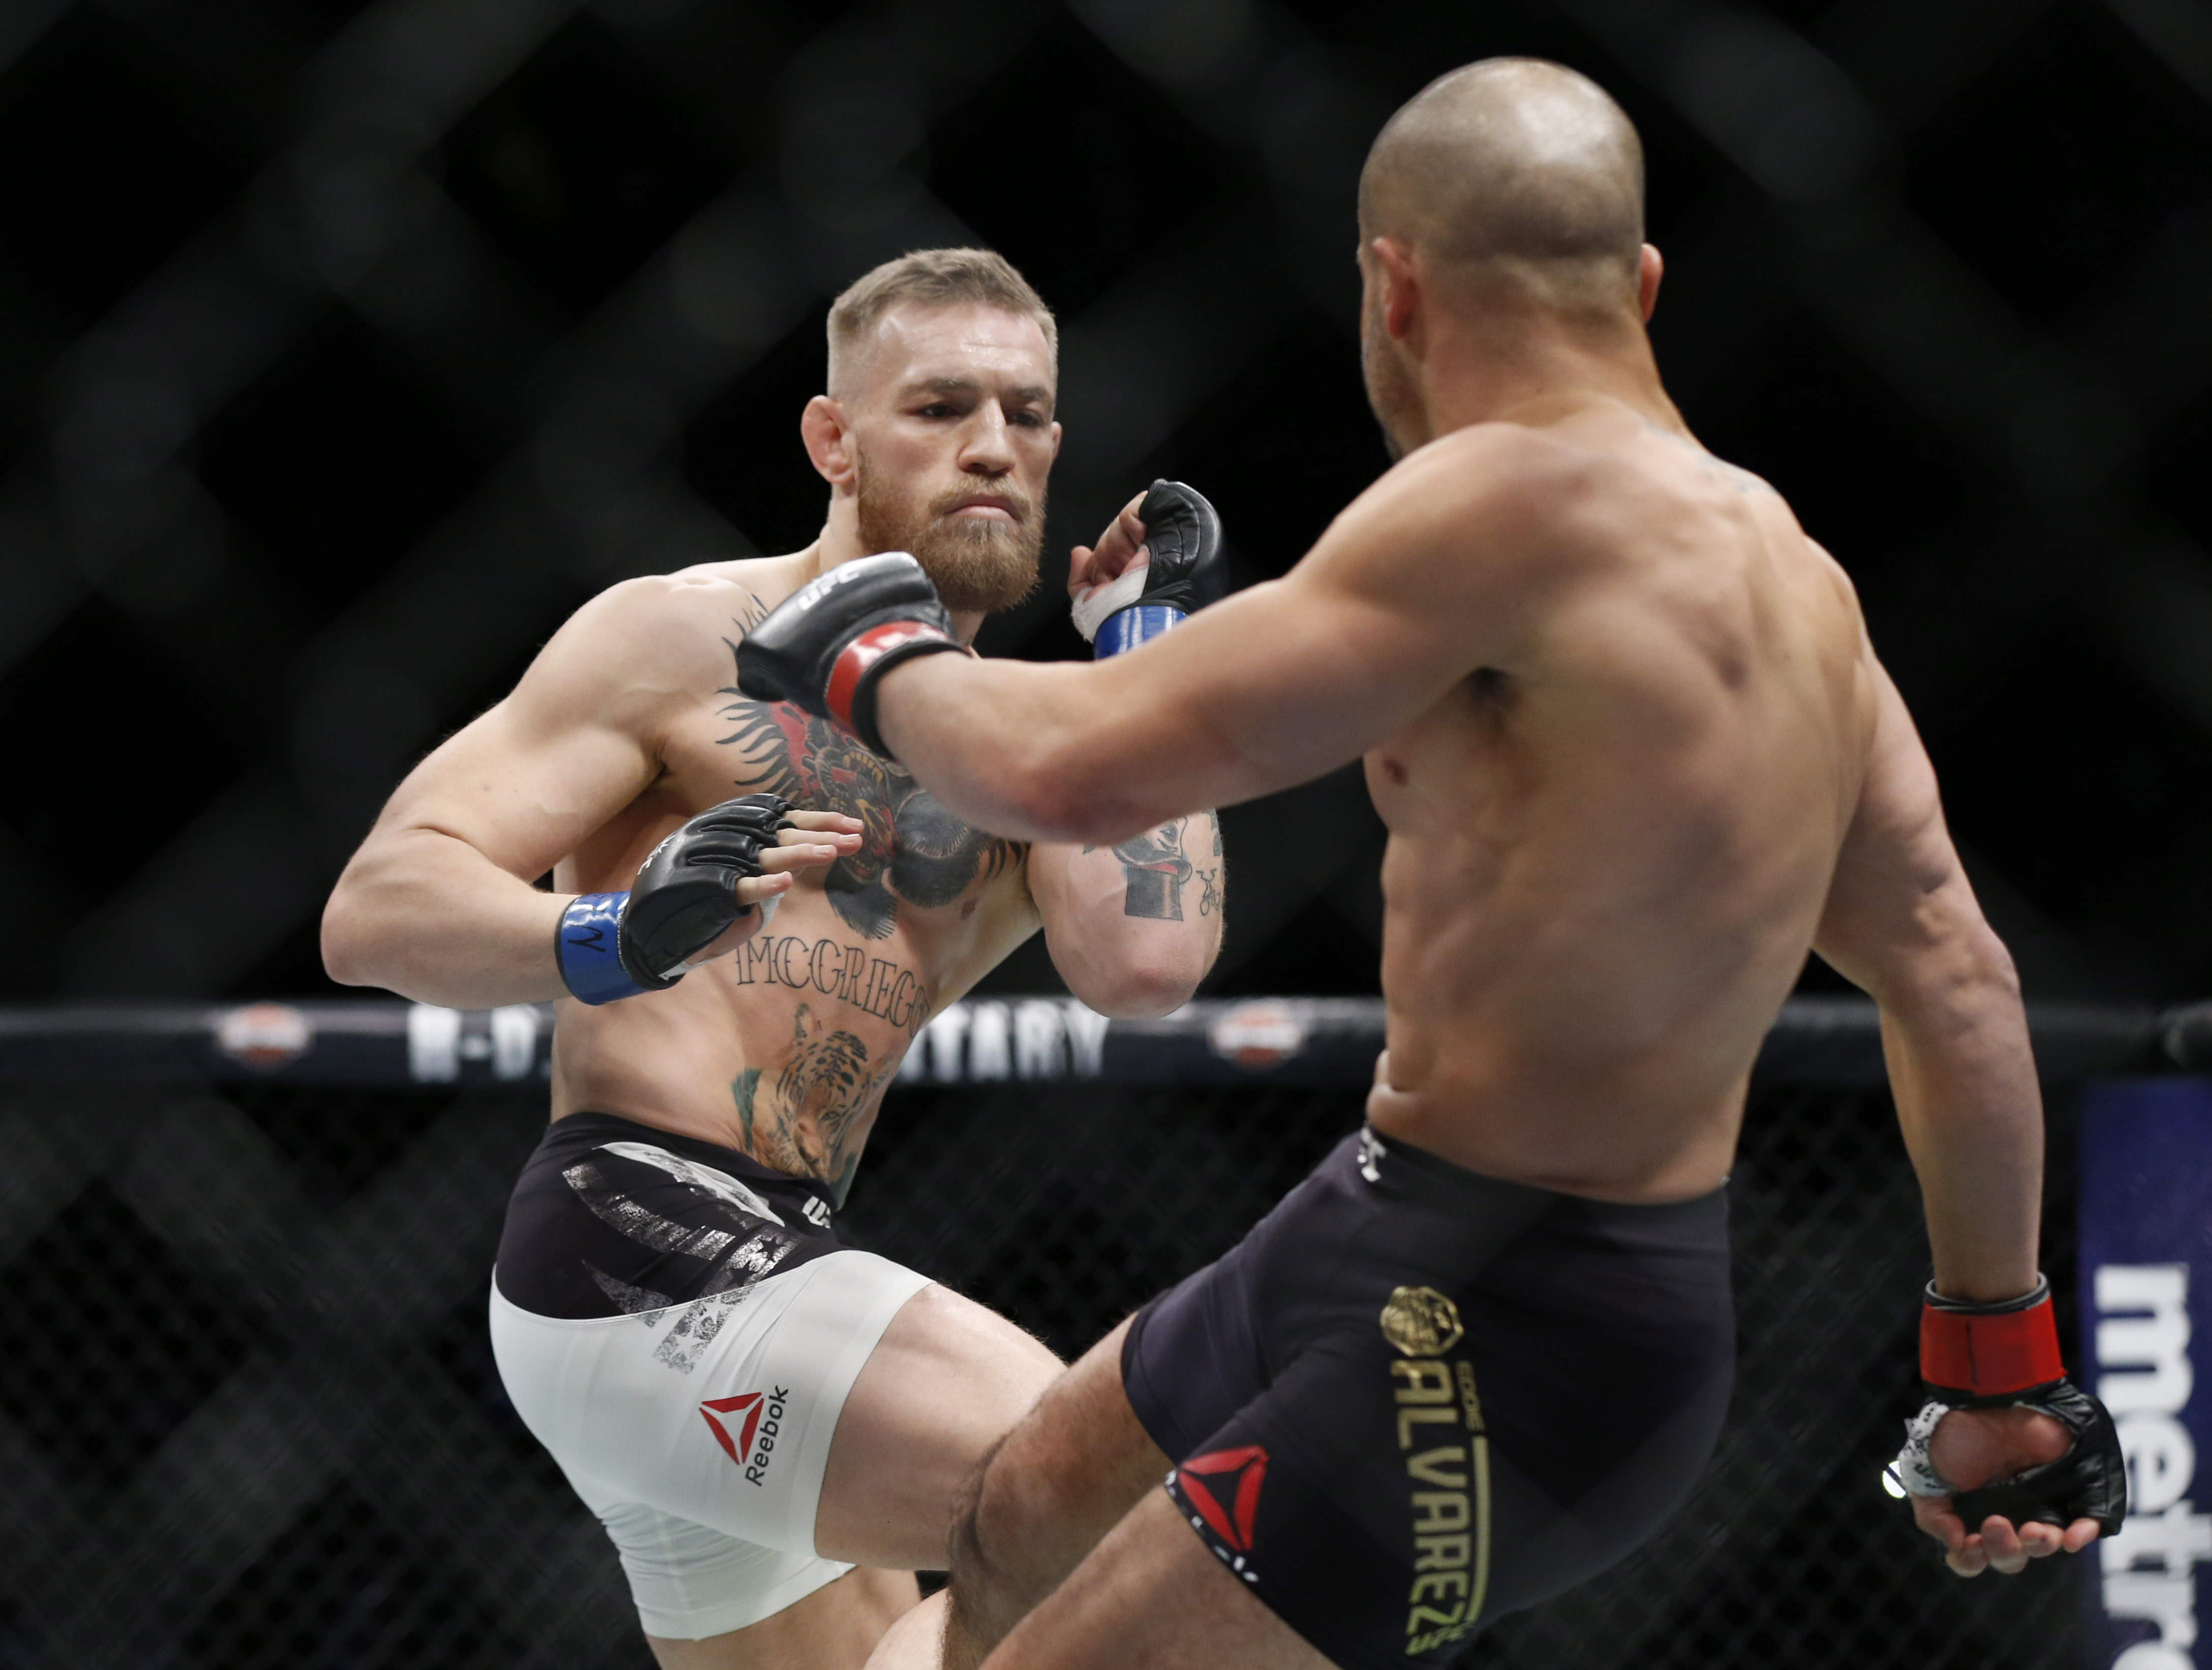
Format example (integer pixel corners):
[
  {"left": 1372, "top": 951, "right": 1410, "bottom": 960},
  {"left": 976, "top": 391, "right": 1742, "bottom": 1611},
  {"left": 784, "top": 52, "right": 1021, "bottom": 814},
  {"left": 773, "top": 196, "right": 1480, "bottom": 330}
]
[{"left": 3, "top": 0, "right": 2209, "bottom": 1007}]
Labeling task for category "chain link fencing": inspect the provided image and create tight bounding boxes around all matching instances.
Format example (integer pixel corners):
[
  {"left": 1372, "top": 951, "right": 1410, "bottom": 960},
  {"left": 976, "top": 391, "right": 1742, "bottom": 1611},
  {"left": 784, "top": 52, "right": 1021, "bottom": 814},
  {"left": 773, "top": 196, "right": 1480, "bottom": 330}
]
[
  {"left": 0, "top": 996, "right": 2153, "bottom": 1668},
  {"left": 6, "top": 0, "right": 2212, "bottom": 1008}
]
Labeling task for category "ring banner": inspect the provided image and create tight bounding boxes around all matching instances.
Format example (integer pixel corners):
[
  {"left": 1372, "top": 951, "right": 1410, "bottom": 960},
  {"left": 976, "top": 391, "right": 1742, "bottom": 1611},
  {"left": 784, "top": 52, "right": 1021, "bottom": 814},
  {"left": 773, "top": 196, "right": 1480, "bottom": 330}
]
[
  {"left": 2080, "top": 1079, "right": 2212, "bottom": 1670},
  {"left": 0, "top": 995, "right": 2177, "bottom": 1089}
]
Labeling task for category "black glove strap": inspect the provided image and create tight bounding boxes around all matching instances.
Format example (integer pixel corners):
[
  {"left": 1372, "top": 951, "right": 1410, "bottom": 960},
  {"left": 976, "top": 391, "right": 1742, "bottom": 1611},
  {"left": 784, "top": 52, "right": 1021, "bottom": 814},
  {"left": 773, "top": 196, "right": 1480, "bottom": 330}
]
[{"left": 1949, "top": 1380, "right": 2128, "bottom": 1537}]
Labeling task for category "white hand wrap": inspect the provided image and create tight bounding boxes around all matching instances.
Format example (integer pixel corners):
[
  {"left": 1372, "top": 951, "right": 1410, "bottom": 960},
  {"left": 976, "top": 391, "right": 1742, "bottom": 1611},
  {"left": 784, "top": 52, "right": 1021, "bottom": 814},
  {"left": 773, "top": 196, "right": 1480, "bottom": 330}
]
[
  {"left": 679, "top": 891, "right": 777, "bottom": 973},
  {"left": 1892, "top": 1399, "right": 1957, "bottom": 1498},
  {"left": 1070, "top": 558, "right": 1151, "bottom": 643}
]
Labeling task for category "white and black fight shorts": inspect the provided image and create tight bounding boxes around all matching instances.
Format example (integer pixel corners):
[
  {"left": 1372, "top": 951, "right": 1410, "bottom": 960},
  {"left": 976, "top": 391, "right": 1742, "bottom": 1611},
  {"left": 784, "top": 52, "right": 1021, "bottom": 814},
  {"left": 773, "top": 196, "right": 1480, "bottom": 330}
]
[{"left": 489, "top": 1112, "right": 929, "bottom": 1640}]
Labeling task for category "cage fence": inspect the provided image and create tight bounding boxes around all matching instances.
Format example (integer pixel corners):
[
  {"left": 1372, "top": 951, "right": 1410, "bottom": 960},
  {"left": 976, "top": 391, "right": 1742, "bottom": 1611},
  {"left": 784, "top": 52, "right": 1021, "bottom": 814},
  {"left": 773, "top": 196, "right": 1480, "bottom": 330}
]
[{"left": 0, "top": 994, "right": 2188, "bottom": 1670}]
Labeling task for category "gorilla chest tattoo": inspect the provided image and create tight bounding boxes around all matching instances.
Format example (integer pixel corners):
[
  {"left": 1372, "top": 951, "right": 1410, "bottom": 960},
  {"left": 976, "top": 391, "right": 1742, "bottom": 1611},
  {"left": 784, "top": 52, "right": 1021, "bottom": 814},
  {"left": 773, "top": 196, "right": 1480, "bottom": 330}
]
[{"left": 714, "top": 641, "right": 1025, "bottom": 940}]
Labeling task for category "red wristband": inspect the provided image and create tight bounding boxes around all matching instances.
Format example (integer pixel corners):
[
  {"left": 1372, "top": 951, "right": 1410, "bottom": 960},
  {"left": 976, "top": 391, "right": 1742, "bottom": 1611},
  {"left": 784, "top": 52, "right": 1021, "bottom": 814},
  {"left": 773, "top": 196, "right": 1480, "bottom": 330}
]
[
  {"left": 825, "top": 621, "right": 956, "bottom": 734},
  {"left": 1920, "top": 1281, "right": 2065, "bottom": 1400}
]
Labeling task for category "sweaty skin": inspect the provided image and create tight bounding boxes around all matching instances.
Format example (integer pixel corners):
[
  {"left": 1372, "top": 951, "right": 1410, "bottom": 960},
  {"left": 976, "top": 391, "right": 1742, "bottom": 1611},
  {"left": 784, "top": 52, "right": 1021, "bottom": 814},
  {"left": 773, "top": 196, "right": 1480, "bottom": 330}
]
[
  {"left": 862, "top": 107, "right": 2086, "bottom": 1668},
  {"left": 550, "top": 563, "right": 1217, "bottom": 1197},
  {"left": 872, "top": 407, "right": 2077, "bottom": 1670},
  {"left": 885, "top": 401, "right": 1874, "bottom": 1203},
  {"left": 324, "top": 302, "right": 1224, "bottom": 1204},
  {"left": 326, "top": 288, "right": 1225, "bottom": 1670},
  {"left": 552, "top": 558, "right": 1045, "bottom": 1193},
  {"left": 1356, "top": 410, "right": 1867, "bottom": 1201}
]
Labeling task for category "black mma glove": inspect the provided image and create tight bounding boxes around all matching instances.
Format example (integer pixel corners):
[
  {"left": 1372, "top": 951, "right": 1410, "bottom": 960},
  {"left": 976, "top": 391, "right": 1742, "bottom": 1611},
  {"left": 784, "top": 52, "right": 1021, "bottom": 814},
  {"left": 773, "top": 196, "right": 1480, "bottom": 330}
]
[
  {"left": 557, "top": 794, "right": 791, "bottom": 1005},
  {"left": 1071, "top": 479, "right": 1226, "bottom": 658},
  {"left": 1889, "top": 1275, "right": 2127, "bottom": 1537},
  {"left": 734, "top": 554, "right": 966, "bottom": 755}
]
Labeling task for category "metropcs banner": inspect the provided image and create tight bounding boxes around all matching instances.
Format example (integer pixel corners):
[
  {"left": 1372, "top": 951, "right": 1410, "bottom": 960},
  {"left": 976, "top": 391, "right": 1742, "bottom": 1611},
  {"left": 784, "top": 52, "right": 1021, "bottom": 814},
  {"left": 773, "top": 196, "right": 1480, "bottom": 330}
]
[{"left": 2080, "top": 1079, "right": 2212, "bottom": 1670}]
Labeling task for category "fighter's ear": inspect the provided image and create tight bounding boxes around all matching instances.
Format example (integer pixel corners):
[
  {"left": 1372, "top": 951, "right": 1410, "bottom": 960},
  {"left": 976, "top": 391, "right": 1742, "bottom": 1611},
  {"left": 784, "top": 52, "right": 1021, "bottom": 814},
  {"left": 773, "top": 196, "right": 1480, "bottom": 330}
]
[
  {"left": 1638, "top": 244, "right": 1664, "bottom": 324},
  {"left": 1368, "top": 237, "right": 1420, "bottom": 341},
  {"left": 803, "top": 395, "right": 856, "bottom": 487}
]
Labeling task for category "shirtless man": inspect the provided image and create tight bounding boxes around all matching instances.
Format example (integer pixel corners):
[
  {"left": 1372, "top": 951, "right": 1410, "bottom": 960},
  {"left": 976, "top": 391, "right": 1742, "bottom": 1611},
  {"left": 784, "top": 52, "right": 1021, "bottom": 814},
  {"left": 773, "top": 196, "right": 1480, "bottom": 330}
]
[
  {"left": 735, "top": 62, "right": 2125, "bottom": 1670},
  {"left": 319, "top": 248, "right": 1224, "bottom": 1670}
]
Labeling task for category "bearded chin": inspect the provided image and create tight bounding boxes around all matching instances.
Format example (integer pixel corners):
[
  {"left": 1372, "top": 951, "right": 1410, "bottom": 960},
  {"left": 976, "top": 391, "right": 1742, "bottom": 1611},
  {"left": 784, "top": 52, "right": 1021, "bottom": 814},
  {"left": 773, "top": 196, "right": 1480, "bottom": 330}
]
[
  {"left": 909, "top": 515, "right": 1043, "bottom": 613},
  {"left": 854, "top": 475, "right": 1044, "bottom": 614}
]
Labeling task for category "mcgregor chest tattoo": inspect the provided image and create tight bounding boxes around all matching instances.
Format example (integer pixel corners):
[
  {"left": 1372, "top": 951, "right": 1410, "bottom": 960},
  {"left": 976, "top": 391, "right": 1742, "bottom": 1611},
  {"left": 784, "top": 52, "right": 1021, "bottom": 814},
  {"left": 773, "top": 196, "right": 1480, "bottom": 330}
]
[{"left": 715, "top": 638, "right": 1025, "bottom": 939}]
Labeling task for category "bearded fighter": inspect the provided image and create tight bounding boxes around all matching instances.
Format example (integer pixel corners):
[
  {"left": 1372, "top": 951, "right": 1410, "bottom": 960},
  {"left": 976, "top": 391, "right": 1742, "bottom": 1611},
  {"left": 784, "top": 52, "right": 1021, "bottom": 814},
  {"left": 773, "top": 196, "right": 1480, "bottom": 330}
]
[
  {"left": 320, "top": 248, "right": 1225, "bottom": 1669},
  {"left": 736, "top": 65, "right": 2126, "bottom": 1670}
]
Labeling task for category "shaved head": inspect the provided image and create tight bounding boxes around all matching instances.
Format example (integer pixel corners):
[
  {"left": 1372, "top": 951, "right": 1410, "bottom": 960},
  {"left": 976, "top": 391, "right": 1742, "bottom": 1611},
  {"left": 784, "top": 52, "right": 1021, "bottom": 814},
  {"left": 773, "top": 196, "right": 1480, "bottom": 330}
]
[{"left": 1359, "top": 59, "right": 1645, "bottom": 318}]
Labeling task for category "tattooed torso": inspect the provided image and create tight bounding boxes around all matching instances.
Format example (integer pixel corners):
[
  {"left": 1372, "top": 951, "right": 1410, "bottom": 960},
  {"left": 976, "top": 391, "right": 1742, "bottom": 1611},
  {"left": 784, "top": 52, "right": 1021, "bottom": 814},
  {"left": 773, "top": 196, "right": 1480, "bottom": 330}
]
[{"left": 546, "top": 555, "right": 1042, "bottom": 1204}]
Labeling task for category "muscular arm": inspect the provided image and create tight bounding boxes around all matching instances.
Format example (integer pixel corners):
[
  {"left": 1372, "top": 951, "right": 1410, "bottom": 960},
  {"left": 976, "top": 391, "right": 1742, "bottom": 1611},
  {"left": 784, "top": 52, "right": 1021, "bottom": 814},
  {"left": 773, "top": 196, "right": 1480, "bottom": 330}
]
[
  {"left": 322, "top": 579, "right": 843, "bottom": 1008},
  {"left": 1026, "top": 814, "right": 1225, "bottom": 1017},
  {"left": 1813, "top": 656, "right": 2041, "bottom": 1302},
  {"left": 1816, "top": 651, "right": 2106, "bottom": 1577},
  {"left": 874, "top": 434, "right": 1552, "bottom": 844}
]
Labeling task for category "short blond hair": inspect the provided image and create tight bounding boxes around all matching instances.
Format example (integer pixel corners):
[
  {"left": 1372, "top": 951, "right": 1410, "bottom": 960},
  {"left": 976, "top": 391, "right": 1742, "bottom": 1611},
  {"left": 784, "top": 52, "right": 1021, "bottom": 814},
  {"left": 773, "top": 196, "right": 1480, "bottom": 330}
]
[{"left": 826, "top": 248, "right": 1057, "bottom": 397}]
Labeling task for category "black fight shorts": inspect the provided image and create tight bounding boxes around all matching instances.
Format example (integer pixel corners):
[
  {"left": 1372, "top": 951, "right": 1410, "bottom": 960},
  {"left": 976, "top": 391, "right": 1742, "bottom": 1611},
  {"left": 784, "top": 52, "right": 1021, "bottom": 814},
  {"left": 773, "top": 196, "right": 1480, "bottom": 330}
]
[{"left": 1121, "top": 1126, "right": 1733, "bottom": 1667}]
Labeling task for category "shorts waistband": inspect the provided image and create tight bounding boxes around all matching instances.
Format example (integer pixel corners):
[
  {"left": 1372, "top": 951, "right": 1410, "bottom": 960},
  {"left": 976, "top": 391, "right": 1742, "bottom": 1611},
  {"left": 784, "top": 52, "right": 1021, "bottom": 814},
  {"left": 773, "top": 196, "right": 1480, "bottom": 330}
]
[
  {"left": 1358, "top": 1125, "right": 1728, "bottom": 1224},
  {"left": 553, "top": 1111, "right": 835, "bottom": 1208}
]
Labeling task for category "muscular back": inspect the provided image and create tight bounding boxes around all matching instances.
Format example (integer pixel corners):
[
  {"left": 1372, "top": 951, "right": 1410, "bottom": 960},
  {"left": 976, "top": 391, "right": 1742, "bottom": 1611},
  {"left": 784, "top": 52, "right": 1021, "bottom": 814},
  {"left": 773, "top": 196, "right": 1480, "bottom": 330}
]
[{"left": 1362, "top": 406, "right": 1872, "bottom": 1198}]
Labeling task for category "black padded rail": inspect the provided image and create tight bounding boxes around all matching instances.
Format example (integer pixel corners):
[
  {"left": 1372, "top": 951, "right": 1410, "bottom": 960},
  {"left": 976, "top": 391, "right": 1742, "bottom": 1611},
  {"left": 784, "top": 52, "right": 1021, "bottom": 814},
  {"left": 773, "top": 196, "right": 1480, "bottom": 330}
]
[{"left": 0, "top": 994, "right": 2197, "bottom": 1088}]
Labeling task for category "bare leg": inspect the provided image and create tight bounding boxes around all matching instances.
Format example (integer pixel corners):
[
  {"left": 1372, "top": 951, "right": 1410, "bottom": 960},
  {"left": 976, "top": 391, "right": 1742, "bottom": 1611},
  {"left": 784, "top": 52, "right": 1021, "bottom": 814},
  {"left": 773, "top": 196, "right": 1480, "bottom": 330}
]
[
  {"left": 983, "top": 1491, "right": 1331, "bottom": 1670},
  {"left": 941, "top": 1315, "right": 1172, "bottom": 1670},
  {"left": 645, "top": 1566, "right": 921, "bottom": 1670},
  {"left": 861, "top": 1588, "right": 948, "bottom": 1670},
  {"left": 815, "top": 1283, "right": 1064, "bottom": 1568}
]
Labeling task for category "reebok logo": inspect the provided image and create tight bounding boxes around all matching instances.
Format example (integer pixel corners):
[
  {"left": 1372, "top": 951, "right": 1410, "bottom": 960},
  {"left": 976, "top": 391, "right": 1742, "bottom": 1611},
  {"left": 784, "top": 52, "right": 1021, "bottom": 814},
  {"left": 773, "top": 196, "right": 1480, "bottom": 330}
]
[
  {"left": 700, "top": 1394, "right": 764, "bottom": 1465},
  {"left": 1169, "top": 1444, "right": 1268, "bottom": 1584},
  {"left": 700, "top": 1387, "right": 790, "bottom": 1485}
]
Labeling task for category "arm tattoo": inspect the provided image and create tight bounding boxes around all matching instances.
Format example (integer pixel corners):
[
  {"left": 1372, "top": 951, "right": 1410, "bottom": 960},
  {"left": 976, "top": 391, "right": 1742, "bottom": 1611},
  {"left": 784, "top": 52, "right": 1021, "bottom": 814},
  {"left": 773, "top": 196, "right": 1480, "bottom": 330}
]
[
  {"left": 1198, "top": 815, "right": 1225, "bottom": 915},
  {"left": 1100, "top": 821, "right": 1195, "bottom": 920}
]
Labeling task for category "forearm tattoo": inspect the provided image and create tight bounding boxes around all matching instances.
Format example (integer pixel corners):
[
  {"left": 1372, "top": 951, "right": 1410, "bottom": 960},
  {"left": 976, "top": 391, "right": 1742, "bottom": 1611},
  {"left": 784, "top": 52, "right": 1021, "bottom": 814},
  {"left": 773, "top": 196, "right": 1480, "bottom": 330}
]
[
  {"left": 1199, "top": 811, "right": 1224, "bottom": 917},
  {"left": 1091, "top": 819, "right": 1201, "bottom": 920}
]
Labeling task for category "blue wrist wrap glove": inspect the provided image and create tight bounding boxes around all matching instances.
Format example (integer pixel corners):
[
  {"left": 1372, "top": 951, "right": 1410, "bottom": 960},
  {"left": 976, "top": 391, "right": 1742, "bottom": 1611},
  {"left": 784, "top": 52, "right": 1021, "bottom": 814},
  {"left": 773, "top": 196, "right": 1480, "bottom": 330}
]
[
  {"left": 1071, "top": 480, "right": 1226, "bottom": 658},
  {"left": 557, "top": 794, "right": 791, "bottom": 1005}
]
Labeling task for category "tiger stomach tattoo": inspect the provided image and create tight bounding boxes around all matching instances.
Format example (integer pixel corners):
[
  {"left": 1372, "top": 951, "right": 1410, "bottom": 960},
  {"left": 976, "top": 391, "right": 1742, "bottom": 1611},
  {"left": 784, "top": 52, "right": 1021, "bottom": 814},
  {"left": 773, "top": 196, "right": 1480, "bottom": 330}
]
[{"left": 710, "top": 639, "right": 1027, "bottom": 1199}]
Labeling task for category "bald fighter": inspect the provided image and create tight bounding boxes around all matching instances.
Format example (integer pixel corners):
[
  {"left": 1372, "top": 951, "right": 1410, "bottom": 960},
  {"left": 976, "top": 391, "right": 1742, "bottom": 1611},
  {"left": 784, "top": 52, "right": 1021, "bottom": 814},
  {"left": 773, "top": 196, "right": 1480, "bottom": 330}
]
[
  {"left": 321, "top": 248, "right": 1224, "bottom": 1669},
  {"left": 738, "top": 62, "right": 2124, "bottom": 1670}
]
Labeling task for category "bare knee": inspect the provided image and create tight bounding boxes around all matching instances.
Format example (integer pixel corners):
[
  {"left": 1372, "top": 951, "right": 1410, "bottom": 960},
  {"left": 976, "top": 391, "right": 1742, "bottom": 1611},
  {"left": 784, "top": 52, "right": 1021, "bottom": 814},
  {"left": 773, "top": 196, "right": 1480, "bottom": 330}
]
[
  {"left": 947, "top": 1434, "right": 1024, "bottom": 1611},
  {"left": 942, "top": 1316, "right": 1166, "bottom": 1662},
  {"left": 945, "top": 1429, "right": 1082, "bottom": 1662}
]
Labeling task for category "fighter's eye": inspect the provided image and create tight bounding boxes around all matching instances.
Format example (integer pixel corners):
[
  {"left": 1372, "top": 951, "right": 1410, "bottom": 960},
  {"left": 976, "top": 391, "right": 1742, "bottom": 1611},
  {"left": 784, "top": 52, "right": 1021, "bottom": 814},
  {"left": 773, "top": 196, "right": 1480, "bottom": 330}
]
[{"left": 918, "top": 403, "right": 958, "bottom": 419}]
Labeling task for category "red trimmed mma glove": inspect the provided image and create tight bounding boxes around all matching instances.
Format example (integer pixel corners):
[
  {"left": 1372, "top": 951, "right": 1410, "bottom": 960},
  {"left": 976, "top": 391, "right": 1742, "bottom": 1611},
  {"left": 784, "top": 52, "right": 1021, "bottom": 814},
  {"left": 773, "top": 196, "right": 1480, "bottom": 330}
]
[
  {"left": 1889, "top": 1276, "right": 2126, "bottom": 1535},
  {"left": 1071, "top": 479, "right": 1226, "bottom": 658},
  {"left": 557, "top": 794, "right": 791, "bottom": 1006},
  {"left": 734, "top": 554, "right": 965, "bottom": 756}
]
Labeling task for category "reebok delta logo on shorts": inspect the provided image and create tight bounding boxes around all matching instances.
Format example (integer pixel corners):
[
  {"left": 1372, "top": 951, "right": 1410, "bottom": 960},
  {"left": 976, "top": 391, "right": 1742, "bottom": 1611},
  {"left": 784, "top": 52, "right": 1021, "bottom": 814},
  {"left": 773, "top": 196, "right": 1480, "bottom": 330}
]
[
  {"left": 1168, "top": 1444, "right": 1270, "bottom": 1583},
  {"left": 701, "top": 1389, "right": 791, "bottom": 1485}
]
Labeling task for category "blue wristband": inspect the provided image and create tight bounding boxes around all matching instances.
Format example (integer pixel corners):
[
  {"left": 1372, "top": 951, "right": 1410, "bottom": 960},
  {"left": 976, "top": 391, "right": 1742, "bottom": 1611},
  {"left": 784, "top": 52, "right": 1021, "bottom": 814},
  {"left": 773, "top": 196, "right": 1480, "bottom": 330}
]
[
  {"left": 559, "top": 892, "right": 646, "bottom": 1005},
  {"left": 1095, "top": 604, "right": 1186, "bottom": 658}
]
